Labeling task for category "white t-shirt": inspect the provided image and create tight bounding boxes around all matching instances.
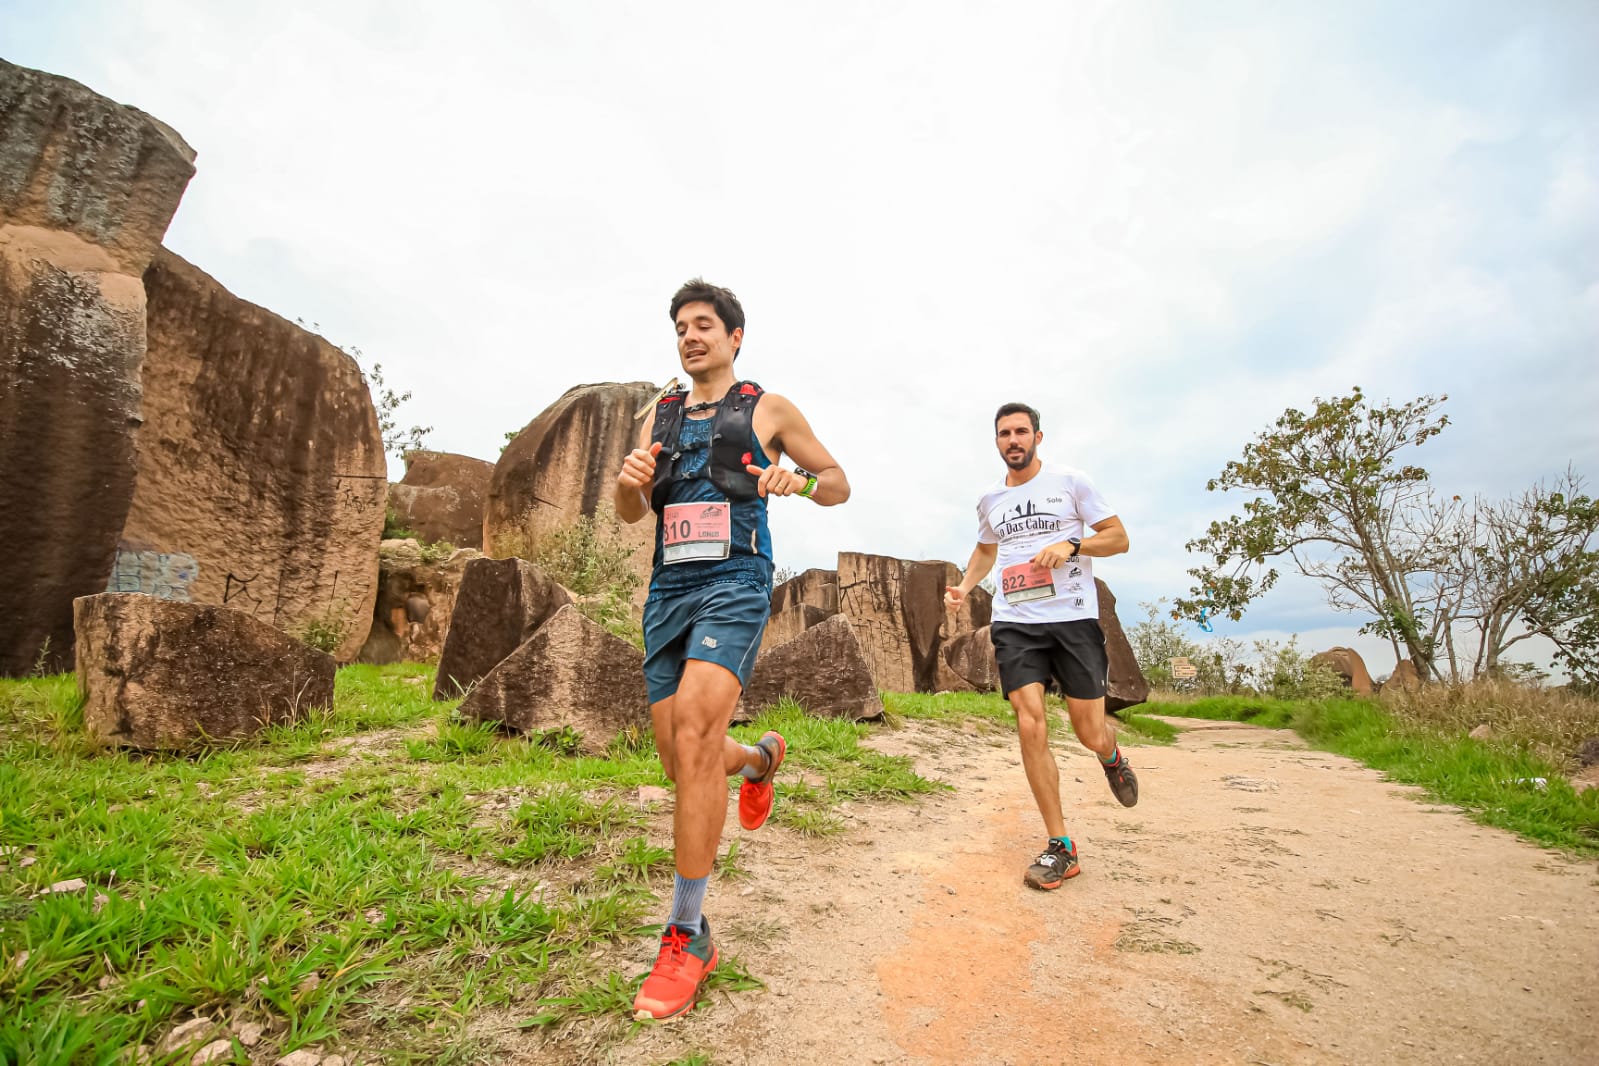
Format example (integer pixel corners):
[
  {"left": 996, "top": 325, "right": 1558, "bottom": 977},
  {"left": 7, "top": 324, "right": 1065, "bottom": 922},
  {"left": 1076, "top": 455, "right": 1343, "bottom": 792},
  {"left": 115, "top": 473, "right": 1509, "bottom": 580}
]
[{"left": 976, "top": 462, "right": 1116, "bottom": 624}]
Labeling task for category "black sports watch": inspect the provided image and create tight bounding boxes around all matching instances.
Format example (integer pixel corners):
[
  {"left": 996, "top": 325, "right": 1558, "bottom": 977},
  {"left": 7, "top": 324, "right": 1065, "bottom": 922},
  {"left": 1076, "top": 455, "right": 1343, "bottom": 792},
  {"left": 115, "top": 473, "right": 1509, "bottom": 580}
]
[{"left": 1067, "top": 537, "right": 1081, "bottom": 559}]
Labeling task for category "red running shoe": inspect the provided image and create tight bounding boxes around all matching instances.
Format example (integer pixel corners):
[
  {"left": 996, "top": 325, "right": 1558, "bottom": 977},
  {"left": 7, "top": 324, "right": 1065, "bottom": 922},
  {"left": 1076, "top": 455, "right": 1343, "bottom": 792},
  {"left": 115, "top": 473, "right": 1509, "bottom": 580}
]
[
  {"left": 737, "top": 731, "right": 787, "bottom": 830},
  {"left": 633, "top": 920, "right": 719, "bottom": 1020}
]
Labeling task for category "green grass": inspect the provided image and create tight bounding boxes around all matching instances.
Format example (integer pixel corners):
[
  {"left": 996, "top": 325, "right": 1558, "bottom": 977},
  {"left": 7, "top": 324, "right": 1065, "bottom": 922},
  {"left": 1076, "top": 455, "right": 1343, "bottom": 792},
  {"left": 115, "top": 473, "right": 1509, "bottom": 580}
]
[
  {"left": 0, "top": 668, "right": 937, "bottom": 1064},
  {"left": 1146, "top": 695, "right": 1599, "bottom": 854}
]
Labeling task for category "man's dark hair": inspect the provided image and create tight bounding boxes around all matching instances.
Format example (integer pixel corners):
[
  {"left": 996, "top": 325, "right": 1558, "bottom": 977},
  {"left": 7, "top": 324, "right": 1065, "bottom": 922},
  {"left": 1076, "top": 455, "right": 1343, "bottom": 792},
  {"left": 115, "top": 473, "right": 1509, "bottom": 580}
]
[
  {"left": 670, "top": 278, "right": 746, "bottom": 359},
  {"left": 995, "top": 402, "right": 1041, "bottom": 433}
]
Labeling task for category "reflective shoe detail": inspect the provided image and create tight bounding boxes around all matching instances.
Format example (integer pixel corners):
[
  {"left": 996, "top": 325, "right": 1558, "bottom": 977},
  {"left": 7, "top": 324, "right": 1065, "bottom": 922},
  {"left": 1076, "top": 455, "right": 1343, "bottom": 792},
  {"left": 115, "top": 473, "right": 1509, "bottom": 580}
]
[
  {"left": 1024, "top": 838, "right": 1080, "bottom": 890},
  {"left": 633, "top": 920, "right": 719, "bottom": 1020},
  {"left": 738, "top": 731, "right": 786, "bottom": 830},
  {"left": 1103, "top": 757, "right": 1139, "bottom": 807}
]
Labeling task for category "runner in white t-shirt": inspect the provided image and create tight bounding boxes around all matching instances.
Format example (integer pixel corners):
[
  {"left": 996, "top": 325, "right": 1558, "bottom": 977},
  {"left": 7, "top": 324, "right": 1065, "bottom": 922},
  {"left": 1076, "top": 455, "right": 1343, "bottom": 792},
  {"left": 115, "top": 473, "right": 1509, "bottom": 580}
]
[{"left": 945, "top": 403, "right": 1137, "bottom": 890}]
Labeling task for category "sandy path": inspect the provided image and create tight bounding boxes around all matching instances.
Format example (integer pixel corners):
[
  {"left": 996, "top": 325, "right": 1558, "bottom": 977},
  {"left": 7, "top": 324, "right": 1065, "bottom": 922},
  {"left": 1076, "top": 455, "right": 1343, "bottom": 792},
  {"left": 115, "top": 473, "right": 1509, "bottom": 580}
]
[{"left": 573, "top": 715, "right": 1599, "bottom": 1065}]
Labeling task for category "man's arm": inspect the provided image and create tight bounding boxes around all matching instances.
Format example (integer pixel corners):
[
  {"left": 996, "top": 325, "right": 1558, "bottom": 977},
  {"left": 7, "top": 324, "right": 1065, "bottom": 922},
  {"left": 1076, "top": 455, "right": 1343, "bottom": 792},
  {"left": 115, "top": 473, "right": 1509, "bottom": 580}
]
[
  {"left": 748, "top": 393, "right": 850, "bottom": 506},
  {"left": 944, "top": 542, "right": 998, "bottom": 609},
  {"left": 1031, "top": 515, "right": 1129, "bottom": 569},
  {"left": 613, "top": 412, "right": 657, "bottom": 524}
]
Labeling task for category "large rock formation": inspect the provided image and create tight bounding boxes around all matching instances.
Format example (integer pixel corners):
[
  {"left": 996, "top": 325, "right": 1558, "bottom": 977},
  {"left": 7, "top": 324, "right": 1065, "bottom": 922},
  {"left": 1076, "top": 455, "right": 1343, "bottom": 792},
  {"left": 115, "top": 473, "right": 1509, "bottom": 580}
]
[
  {"left": 762, "top": 603, "right": 830, "bottom": 654},
  {"left": 771, "top": 568, "right": 840, "bottom": 617},
  {"left": 1311, "top": 646, "right": 1375, "bottom": 696},
  {"left": 388, "top": 451, "right": 494, "bottom": 549},
  {"left": 433, "top": 557, "right": 573, "bottom": 698},
  {"left": 357, "top": 540, "right": 483, "bottom": 665},
  {"left": 457, "top": 605, "right": 648, "bottom": 750},
  {"left": 1389, "top": 658, "right": 1422, "bottom": 690},
  {"left": 121, "top": 247, "right": 387, "bottom": 662},
  {"left": 75, "top": 593, "right": 334, "bottom": 750},
  {"left": 940, "top": 625, "right": 999, "bottom": 693},
  {"left": 838, "top": 552, "right": 960, "bottom": 693},
  {"left": 0, "top": 60, "right": 196, "bottom": 674},
  {"left": 484, "top": 382, "right": 657, "bottom": 584},
  {"left": 1098, "top": 579, "right": 1150, "bottom": 713},
  {"left": 742, "top": 616, "right": 882, "bottom": 720}
]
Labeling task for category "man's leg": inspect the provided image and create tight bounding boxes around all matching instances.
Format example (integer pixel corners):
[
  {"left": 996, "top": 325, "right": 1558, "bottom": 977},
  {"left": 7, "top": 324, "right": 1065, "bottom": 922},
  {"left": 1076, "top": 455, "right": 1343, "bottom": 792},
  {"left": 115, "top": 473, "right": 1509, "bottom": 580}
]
[
  {"left": 1065, "top": 693, "right": 1138, "bottom": 808},
  {"left": 650, "top": 697, "right": 767, "bottom": 785},
  {"left": 1007, "top": 682, "right": 1066, "bottom": 839}
]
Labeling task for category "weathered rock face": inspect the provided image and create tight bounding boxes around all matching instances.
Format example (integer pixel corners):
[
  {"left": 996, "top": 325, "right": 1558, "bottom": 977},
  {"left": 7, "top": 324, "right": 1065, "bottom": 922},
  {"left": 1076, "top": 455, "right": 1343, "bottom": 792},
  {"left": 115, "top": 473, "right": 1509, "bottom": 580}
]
[
  {"left": 484, "top": 382, "right": 656, "bottom": 585},
  {"left": 1311, "top": 646, "right": 1375, "bottom": 696},
  {"left": 388, "top": 451, "right": 494, "bottom": 549},
  {"left": 838, "top": 552, "right": 960, "bottom": 693},
  {"left": 941, "top": 625, "right": 999, "bottom": 693},
  {"left": 742, "top": 616, "right": 883, "bottom": 720},
  {"left": 1098, "top": 579, "right": 1150, "bottom": 713},
  {"left": 0, "top": 60, "right": 195, "bottom": 674},
  {"left": 762, "top": 603, "right": 830, "bottom": 654},
  {"left": 458, "top": 605, "right": 648, "bottom": 750},
  {"left": 1389, "top": 658, "right": 1422, "bottom": 690},
  {"left": 771, "top": 568, "right": 840, "bottom": 617},
  {"left": 357, "top": 540, "right": 484, "bottom": 665},
  {"left": 75, "top": 593, "right": 334, "bottom": 750},
  {"left": 121, "top": 247, "right": 387, "bottom": 662},
  {"left": 434, "top": 557, "right": 573, "bottom": 698}
]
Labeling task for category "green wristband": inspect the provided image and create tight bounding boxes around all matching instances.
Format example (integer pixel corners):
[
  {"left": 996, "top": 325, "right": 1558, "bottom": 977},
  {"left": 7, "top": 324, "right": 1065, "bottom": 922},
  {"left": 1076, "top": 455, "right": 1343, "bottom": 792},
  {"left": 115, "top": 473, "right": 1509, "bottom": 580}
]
[{"left": 798, "top": 474, "right": 819, "bottom": 499}]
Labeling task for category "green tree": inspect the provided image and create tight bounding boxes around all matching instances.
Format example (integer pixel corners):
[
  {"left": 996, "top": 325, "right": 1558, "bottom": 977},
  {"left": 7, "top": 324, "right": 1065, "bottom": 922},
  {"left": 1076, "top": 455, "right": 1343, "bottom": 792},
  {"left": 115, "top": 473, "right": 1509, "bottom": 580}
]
[{"left": 1176, "top": 388, "right": 1456, "bottom": 680}]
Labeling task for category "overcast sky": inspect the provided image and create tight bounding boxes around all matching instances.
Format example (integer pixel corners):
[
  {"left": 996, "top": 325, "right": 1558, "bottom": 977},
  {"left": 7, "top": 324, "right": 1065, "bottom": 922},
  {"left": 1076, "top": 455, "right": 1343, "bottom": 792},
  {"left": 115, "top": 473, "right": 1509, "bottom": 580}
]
[{"left": 5, "top": 1, "right": 1596, "bottom": 677}]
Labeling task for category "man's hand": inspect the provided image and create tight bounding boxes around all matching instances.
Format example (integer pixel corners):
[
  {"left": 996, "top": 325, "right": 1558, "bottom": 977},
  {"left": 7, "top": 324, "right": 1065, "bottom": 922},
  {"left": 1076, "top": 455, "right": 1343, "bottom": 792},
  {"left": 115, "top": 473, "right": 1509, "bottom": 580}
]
[
  {"left": 745, "top": 463, "right": 809, "bottom": 498},
  {"left": 1031, "top": 541, "right": 1079, "bottom": 569},
  {"left": 944, "top": 585, "right": 966, "bottom": 610},
  {"left": 618, "top": 441, "right": 663, "bottom": 493}
]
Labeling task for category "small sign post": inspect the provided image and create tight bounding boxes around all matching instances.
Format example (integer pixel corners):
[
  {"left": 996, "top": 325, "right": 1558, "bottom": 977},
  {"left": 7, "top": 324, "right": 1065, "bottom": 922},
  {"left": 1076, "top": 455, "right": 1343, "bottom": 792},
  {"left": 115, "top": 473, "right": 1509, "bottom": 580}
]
[{"left": 1169, "top": 656, "right": 1197, "bottom": 681}]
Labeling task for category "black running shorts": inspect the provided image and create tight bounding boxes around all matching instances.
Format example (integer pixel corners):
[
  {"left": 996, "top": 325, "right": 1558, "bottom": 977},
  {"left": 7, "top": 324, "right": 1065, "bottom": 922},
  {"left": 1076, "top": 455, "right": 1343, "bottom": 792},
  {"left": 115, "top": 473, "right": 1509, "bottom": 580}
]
[{"left": 991, "top": 619, "right": 1108, "bottom": 700}]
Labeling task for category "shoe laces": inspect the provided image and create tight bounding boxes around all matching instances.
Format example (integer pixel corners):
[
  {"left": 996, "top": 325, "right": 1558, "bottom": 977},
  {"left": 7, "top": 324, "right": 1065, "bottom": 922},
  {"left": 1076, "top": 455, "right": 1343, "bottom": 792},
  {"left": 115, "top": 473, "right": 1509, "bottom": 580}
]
[{"left": 655, "top": 926, "right": 691, "bottom": 973}]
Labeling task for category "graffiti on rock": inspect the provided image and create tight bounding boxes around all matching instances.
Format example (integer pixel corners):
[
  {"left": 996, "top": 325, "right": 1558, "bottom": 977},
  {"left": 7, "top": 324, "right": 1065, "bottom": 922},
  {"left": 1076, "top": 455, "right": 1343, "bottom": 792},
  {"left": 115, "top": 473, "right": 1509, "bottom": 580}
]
[{"left": 107, "top": 544, "right": 199, "bottom": 600}]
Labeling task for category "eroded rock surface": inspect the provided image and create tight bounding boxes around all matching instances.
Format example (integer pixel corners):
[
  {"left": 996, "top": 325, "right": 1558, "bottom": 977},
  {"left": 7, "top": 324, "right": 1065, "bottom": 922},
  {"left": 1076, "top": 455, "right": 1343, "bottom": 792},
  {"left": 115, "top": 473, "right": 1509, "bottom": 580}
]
[
  {"left": 1311, "top": 646, "right": 1375, "bottom": 696},
  {"left": 357, "top": 540, "right": 483, "bottom": 664},
  {"left": 388, "top": 451, "right": 494, "bottom": 549},
  {"left": 743, "top": 615, "right": 882, "bottom": 720},
  {"left": 838, "top": 552, "right": 959, "bottom": 693},
  {"left": 1099, "top": 579, "right": 1150, "bottom": 713},
  {"left": 75, "top": 593, "right": 333, "bottom": 750},
  {"left": 433, "top": 557, "right": 572, "bottom": 698}
]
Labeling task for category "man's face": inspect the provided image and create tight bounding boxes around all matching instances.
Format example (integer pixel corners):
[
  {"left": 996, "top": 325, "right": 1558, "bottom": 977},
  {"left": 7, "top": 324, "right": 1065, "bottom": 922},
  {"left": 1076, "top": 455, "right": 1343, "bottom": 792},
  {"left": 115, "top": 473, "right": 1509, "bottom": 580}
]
[
  {"left": 995, "top": 413, "right": 1040, "bottom": 470},
  {"left": 675, "top": 301, "right": 742, "bottom": 374}
]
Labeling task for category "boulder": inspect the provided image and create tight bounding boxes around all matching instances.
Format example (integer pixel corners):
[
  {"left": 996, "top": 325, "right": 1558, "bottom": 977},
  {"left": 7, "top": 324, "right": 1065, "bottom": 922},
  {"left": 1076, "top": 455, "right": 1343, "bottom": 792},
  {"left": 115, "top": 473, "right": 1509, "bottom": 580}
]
[
  {"left": 357, "top": 540, "right": 483, "bottom": 665},
  {"left": 933, "top": 584, "right": 993, "bottom": 690},
  {"left": 1390, "top": 658, "right": 1422, "bottom": 690},
  {"left": 941, "top": 625, "right": 999, "bottom": 693},
  {"left": 838, "top": 552, "right": 959, "bottom": 693},
  {"left": 433, "top": 557, "right": 572, "bottom": 698},
  {"left": 1098, "top": 579, "right": 1150, "bottom": 713},
  {"left": 457, "top": 605, "right": 647, "bottom": 750},
  {"left": 388, "top": 451, "right": 494, "bottom": 549},
  {"left": 74, "top": 593, "right": 333, "bottom": 750},
  {"left": 761, "top": 603, "right": 830, "bottom": 654},
  {"left": 1310, "top": 646, "right": 1375, "bottom": 696},
  {"left": 0, "top": 60, "right": 195, "bottom": 674},
  {"left": 119, "top": 247, "right": 386, "bottom": 663},
  {"left": 770, "top": 568, "right": 839, "bottom": 617},
  {"left": 742, "top": 616, "right": 882, "bottom": 720},
  {"left": 483, "top": 381, "right": 657, "bottom": 587}
]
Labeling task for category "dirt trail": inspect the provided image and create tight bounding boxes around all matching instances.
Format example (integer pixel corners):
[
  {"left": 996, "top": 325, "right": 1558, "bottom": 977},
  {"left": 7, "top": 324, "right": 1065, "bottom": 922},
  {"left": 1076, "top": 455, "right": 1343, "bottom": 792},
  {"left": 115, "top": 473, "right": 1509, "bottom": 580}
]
[{"left": 571, "top": 716, "right": 1599, "bottom": 1065}]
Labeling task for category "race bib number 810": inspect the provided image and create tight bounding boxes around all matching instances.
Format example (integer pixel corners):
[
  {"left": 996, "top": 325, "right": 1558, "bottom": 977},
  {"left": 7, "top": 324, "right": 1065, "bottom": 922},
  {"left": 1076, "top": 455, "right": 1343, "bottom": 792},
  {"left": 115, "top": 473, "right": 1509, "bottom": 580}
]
[
  {"left": 1001, "top": 562, "right": 1056, "bottom": 604},
  {"left": 663, "top": 502, "right": 731, "bottom": 563}
]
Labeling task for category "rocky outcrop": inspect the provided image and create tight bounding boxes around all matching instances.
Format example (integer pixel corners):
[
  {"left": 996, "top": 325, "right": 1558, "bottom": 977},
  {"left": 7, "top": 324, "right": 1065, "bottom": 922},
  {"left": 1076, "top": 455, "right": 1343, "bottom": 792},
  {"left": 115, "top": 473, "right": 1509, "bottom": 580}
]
[
  {"left": 1389, "top": 658, "right": 1422, "bottom": 690},
  {"left": 771, "top": 568, "right": 840, "bottom": 617},
  {"left": 0, "top": 59, "right": 195, "bottom": 674},
  {"left": 433, "top": 557, "right": 572, "bottom": 698},
  {"left": 388, "top": 451, "right": 494, "bottom": 549},
  {"left": 74, "top": 593, "right": 333, "bottom": 750},
  {"left": 838, "top": 552, "right": 959, "bottom": 693},
  {"left": 484, "top": 382, "right": 656, "bottom": 584},
  {"left": 1311, "top": 646, "right": 1375, "bottom": 696},
  {"left": 742, "top": 616, "right": 882, "bottom": 720},
  {"left": 357, "top": 540, "right": 483, "bottom": 665},
  {"left": 121, "top": 247, "right": 386, "bottom": 662},
  {"left": 941, "top": 625, "right": 999, "bottom": 693},
  {"left": 1099, "top": 579, "right": 1149, "bottom": 713},
  {"left": 934, "top": 584, "right": 993, "bottom": 691},
  {"left": 457, "top": 605, "right": 648, "bottom": 750},
  {"left": 762, "top": 603, "right": 830, "bottom": 654}
]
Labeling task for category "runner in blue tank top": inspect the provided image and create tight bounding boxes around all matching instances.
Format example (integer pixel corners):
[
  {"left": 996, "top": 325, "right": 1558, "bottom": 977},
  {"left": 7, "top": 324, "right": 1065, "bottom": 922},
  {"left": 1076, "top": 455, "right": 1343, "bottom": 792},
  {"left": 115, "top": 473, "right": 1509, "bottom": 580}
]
[{"left": 612, "top": 278, "right": 850, "bottom": 1020}]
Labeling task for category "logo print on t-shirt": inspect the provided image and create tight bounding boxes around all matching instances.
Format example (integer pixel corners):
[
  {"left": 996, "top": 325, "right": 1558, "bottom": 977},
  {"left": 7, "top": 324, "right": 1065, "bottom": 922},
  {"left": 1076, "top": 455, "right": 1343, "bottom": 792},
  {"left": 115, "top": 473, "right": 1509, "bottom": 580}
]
[{"left": 994, "top": 498, "right": 1062, "bottom": 539}]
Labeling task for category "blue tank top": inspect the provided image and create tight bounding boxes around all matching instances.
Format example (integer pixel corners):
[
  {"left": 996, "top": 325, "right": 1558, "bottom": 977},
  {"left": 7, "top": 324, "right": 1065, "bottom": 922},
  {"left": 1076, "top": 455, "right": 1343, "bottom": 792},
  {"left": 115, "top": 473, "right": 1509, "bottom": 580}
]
[{"left": 649, "top": 415, "right": 774, "bottom": 600}]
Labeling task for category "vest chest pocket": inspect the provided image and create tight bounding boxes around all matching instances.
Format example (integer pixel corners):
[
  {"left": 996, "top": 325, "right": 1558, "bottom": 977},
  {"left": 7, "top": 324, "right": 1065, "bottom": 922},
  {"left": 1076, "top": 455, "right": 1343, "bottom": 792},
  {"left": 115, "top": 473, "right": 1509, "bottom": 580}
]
[{"left": 663, "top": 502, "right": 732, "bottom": 563}]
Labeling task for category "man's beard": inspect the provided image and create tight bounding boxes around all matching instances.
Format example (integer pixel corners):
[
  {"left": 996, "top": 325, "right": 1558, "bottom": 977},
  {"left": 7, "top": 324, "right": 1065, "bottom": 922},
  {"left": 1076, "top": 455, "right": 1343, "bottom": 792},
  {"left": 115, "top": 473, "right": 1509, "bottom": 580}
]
[{"left": 1003, "top": 445, "right": 1036, "bottom": 470}]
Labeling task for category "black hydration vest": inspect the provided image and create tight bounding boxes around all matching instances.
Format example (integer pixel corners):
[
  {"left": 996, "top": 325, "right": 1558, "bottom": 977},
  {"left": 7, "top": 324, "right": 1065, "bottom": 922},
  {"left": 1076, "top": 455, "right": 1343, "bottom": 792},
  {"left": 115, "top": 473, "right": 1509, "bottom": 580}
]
[{"left": 649, "top": 381, "right": 765, "bottom": 514}]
